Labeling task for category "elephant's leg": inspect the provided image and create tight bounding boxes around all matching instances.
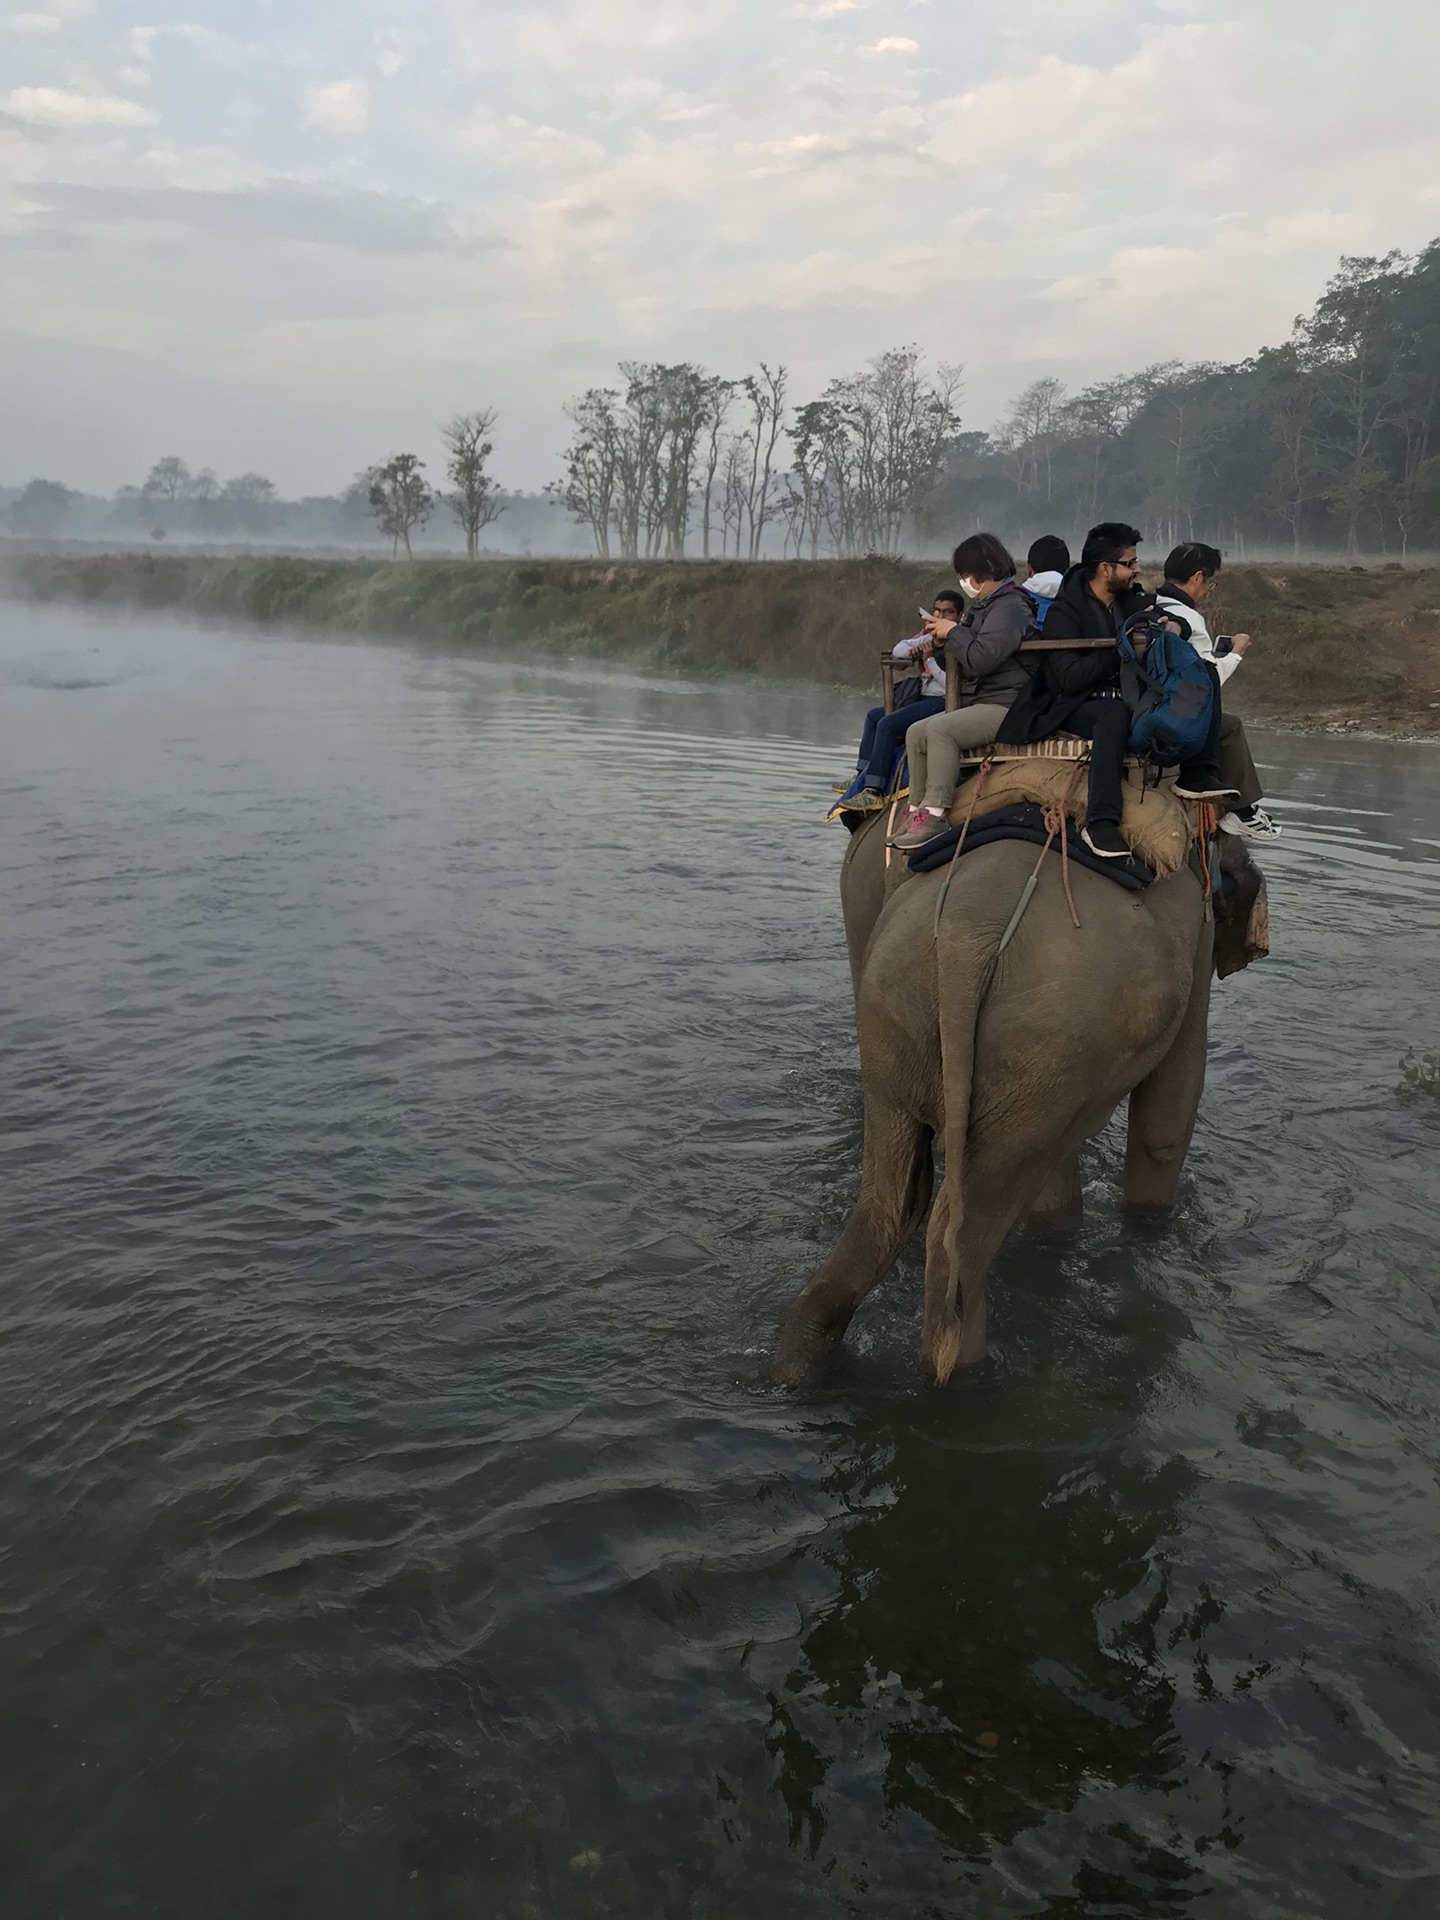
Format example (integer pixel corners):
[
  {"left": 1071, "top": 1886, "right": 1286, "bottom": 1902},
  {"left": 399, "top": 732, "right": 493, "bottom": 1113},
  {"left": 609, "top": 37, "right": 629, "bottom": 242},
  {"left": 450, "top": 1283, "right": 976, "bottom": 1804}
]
[
  {"left": 772, "top": 1097, "right": 933, "bottom": 1385},
  {"left": 1124, "top": 929, "right": 1214, "bottom": 1210},
  {"left": 1027, "top": 1149, "right": 1083, "bottom": 1234}
]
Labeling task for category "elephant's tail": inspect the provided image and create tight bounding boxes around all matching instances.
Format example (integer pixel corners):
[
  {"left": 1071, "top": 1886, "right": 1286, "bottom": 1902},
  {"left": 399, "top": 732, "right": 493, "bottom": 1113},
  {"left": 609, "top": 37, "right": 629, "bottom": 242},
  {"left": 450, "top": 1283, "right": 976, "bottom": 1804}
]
[{"left": 929, "top": 947, "right": 995, "bottom": 1384}]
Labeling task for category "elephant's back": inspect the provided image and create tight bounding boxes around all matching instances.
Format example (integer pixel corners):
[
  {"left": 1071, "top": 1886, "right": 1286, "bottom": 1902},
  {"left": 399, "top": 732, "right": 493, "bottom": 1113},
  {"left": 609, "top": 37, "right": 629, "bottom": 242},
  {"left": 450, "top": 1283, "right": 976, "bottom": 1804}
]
[{"left": 941, "top": 843, "right": 1206, "bottom": 1087}]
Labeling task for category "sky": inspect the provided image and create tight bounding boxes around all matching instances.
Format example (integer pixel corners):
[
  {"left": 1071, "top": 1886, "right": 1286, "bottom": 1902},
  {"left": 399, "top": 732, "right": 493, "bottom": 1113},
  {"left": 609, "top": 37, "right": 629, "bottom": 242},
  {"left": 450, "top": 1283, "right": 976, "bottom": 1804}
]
[{"left": 3, "top": 0, "right": 1440, "bottom": 497}]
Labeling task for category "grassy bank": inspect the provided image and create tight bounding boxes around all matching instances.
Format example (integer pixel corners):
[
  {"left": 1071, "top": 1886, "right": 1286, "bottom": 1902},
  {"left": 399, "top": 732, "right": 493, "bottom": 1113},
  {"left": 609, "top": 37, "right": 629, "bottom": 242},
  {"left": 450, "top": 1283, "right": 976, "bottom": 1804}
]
[{"left": 7, "top": 548, "right": 1440, "bottom": 734}]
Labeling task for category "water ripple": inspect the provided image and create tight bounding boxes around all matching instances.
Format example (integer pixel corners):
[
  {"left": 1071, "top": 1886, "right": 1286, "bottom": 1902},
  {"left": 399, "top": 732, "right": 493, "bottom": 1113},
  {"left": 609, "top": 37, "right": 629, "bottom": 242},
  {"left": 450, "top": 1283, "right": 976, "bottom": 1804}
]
[{"left": 0, "top": 602, "right": 1437, "bottom": 1916}]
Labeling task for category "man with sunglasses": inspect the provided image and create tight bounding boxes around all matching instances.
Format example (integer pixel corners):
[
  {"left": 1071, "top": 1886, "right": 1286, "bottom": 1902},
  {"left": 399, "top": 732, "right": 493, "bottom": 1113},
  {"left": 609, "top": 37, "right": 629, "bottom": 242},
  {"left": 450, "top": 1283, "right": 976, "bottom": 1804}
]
[{"left": 996, "top": 522, "right": 1234, "bottom": 858}]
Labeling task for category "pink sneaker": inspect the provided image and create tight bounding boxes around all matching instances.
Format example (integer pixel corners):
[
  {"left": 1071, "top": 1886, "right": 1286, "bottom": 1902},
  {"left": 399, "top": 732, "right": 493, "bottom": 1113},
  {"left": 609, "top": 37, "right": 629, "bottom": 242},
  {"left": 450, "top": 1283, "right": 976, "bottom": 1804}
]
[
  {"left": 888, "top": 806, "right": 950, "bottom": 850},
  {"left": 884, "top": 805, "right": 926, "bottom": 845}
]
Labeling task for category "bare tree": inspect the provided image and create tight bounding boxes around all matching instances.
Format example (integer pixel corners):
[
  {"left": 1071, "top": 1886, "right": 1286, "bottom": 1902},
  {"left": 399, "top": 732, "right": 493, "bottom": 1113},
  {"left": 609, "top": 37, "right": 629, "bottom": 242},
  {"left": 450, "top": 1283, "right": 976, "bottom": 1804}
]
[
  {"left": 555, "top": 364, "right": 729, "bottom": 560},
  {"left": 441, "top": 408, "right": 504, "bottom": 558},
  {"left": 553, "top": 388, "right": 622, "bottom": 557},
  {"left": 141, "top": 456, "right": 194, "bottom": 508},
  {"left": 698, "top": 378, "right": 733, "bottom": 559},
  {"left": 737, "top": 364, "right": 788, "bottom": 558},
  {"left": 996, "top": 376, "right": 1066, "bottom": 500},
  {"left": 790, "top": 348, "right": 961, "bottom": 556},
  {"left": 719, "top": 436, "right": 749, "bottom": 557},
  {"left": 786, "top": 399, "right": 836, "bottom": 559},
  {"left": 367, "top": 453, "right": 433, "bottom": 559}
]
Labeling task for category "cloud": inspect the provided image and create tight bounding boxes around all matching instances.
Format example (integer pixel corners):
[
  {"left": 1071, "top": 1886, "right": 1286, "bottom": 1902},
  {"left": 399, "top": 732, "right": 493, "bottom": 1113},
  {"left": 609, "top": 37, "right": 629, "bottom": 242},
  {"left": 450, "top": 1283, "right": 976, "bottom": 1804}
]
[
  {"left": 2, "top": 0, "right": 1440, "bottom": 496},
  {"left": 302, "top": 78, "right": 369, "bottom": 133},
  {"left": 7, "top": 12, "right": 64, "bottom": 33},
  {"left": 22, "top": 181, "right": 458, "bottom": 255},
  {"left": 4, "top": 85, "right": 153, "bottom": 127}
]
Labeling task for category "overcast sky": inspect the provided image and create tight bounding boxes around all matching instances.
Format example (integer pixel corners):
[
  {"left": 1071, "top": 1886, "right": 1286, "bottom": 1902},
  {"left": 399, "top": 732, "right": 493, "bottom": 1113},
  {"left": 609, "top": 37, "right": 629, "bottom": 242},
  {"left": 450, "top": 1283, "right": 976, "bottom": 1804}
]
[{"left": 3, "top": 0, "right": 1439, "bottom": 496}]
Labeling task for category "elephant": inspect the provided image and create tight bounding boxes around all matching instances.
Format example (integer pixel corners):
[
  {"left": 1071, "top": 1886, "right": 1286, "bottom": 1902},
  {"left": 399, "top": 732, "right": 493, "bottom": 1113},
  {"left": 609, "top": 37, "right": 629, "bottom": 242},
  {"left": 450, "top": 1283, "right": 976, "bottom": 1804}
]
[{"left": 773, "top": 803, "right": 1266, "bottom": 1386}]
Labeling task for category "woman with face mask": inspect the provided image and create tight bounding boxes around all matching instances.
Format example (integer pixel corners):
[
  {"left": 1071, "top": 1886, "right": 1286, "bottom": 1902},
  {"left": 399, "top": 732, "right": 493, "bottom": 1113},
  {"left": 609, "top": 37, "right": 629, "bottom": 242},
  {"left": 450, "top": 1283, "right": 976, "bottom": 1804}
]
[{"left": 888, "top": 533, "right": 1037, "bottom": 850}]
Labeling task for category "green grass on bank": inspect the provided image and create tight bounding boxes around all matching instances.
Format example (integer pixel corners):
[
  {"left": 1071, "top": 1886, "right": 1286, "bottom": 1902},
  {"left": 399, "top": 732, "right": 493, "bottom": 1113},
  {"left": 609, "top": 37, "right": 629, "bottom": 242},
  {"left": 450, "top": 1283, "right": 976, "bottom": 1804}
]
[{"left": 7, "top": 548, "right": 1439, "bottom": 730}]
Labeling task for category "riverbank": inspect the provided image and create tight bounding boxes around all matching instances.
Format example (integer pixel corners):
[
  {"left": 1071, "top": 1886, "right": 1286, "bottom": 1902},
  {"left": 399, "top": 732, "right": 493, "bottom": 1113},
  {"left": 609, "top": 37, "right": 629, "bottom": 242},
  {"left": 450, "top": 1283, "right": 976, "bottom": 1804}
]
[{"left": 6, "top": 548, "right": 1439, "bottom": 734}]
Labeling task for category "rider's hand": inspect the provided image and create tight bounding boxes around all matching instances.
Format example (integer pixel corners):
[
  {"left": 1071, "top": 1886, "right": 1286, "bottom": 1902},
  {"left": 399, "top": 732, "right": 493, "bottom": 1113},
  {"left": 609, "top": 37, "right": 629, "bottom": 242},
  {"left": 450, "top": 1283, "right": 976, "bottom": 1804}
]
[
  {"left": 1230, "top": 632, "right": 1252, "bottom": 656},
  {"left": 923, "top": 615, "right": 958, "bottom": 639}
]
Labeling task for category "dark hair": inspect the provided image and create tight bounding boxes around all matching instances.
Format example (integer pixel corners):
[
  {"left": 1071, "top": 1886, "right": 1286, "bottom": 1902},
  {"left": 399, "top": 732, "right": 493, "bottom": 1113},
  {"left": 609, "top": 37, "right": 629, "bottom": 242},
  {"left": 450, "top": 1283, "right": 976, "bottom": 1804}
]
[
  {"left": 933, "top": 588, "right": 964, "bottom": 612},
  {"left": 1163, "top": 540, "right": 1222, "bottom": 583},
  {"left": 1027, "top": 534, "right": 1070, "bottom": 574},
  {"left": 1080, "top": 521, "right": 1143, "bottom": 574},
  {"left": 951, "top": 532, "right": 1016, "bottom": 583}
]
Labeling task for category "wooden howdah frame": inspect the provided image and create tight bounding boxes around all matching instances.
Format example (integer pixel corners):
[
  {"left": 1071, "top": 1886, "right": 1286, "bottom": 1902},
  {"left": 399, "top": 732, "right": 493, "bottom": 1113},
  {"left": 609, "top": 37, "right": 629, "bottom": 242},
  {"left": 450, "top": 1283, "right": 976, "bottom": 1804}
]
[{"left": 880, "top": 637, "right": 1116, "bottom": 713}]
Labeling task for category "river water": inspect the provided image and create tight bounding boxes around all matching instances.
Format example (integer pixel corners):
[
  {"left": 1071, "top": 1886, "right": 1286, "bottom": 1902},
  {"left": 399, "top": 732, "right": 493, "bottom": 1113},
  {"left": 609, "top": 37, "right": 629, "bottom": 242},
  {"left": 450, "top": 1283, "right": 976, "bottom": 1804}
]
[{"left": 1, "top": 601, "right": 1438, "bottom": 1918}]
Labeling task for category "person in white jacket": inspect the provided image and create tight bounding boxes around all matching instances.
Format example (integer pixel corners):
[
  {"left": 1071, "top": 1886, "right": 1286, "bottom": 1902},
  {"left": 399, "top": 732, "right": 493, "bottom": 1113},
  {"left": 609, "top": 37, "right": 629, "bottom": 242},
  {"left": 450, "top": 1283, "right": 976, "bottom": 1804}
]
[
  {"left": 1023, "top": 534, "right": 1070, "bottom": 625},
  {"left": 829, "top": 589, "right": 960, "bottom": 813},
  {"left": 1156, "top": 543, "right": 1280, "bottom": 839}
]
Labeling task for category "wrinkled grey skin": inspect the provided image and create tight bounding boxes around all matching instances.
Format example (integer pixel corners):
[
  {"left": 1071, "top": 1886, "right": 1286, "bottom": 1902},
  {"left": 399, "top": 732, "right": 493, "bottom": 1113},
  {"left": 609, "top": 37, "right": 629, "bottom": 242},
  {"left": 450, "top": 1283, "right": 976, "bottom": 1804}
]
[{"left": 774, "top": 815, "right": 1260, "bottom": 1385}]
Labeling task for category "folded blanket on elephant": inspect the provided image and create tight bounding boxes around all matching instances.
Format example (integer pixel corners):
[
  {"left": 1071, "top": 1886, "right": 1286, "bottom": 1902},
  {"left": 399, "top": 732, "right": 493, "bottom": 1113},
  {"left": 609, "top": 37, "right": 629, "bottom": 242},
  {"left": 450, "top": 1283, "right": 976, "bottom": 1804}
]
[
  {"left": 945, "top": 758, "right": 1191, "bottom": 879},
  {"left": 907, "top": 801, "right": 1155, "bottom": 890}
]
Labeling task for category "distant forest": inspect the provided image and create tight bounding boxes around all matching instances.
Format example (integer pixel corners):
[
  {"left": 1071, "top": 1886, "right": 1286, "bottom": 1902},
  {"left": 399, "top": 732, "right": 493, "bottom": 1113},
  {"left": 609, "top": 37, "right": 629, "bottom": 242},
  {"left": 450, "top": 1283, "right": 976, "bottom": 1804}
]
[
  {"left": 934, "top": 240, "right": 1440, "bottom": 561},
  {"left": 7, "top": 239, "right": 1440, "bottom": 563}
]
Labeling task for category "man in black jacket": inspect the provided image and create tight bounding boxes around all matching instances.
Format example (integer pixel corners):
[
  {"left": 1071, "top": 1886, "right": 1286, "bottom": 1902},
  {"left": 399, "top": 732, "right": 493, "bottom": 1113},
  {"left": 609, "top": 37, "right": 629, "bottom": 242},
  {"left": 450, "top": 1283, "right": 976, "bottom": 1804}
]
[{"left": 998, "top": 522, "right": 1232, "bottom": 858}]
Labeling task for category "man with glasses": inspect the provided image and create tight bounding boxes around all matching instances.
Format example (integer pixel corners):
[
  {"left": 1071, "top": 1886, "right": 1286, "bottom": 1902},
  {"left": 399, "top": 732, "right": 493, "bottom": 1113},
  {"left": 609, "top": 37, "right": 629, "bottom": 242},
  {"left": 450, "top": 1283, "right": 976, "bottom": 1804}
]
[{"left": 996, "top": 522, "right": 1234, "bottom": 858}]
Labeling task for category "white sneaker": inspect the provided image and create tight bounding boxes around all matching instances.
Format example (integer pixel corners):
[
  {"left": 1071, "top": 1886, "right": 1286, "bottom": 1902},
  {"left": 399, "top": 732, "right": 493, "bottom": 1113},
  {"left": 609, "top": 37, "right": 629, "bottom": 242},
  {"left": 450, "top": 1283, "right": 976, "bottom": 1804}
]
[{"left": 1220, "top": 805, "right": 1281, "bottom": 839}]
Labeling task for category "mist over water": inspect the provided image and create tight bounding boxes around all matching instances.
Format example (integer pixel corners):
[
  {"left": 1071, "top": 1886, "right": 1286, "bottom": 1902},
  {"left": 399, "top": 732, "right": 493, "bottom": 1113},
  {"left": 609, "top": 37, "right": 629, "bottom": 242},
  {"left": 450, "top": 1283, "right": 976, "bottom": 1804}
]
[{"left": 1, "top": 602, "right": 1438, "bottom": 1917}]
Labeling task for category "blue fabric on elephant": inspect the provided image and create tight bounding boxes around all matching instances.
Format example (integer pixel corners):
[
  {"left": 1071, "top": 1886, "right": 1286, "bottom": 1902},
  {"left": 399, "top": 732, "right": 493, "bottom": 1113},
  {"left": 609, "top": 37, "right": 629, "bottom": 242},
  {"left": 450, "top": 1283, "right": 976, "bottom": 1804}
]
[{"left": 906, "top": 801, "right": 1155, "bottom": 890}]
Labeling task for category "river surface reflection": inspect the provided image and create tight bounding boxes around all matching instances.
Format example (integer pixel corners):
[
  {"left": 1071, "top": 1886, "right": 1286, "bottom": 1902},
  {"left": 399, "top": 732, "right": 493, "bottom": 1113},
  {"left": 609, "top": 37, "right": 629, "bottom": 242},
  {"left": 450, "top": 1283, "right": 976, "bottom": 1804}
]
[{"left": 1, "top": 602, "right": 1437, "bottom": 1917}]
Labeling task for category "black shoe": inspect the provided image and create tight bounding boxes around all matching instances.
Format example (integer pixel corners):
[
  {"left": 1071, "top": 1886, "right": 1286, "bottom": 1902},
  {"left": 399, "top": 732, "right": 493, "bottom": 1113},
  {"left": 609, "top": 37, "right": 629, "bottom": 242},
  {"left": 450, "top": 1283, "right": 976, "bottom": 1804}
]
[
  {"left": 1081, "top": 821, "right": 1130, "bottom": 860},
  {"left": 1173, "top": 776, "right": 1241, "bottom": 801}
]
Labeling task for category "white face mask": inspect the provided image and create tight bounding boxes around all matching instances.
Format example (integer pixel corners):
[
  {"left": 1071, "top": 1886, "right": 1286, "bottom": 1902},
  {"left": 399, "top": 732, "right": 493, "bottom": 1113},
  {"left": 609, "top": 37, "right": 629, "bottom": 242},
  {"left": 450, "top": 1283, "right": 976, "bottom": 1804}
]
[{"left": 959, "top": 577, "right": 981, "bottom": 599}]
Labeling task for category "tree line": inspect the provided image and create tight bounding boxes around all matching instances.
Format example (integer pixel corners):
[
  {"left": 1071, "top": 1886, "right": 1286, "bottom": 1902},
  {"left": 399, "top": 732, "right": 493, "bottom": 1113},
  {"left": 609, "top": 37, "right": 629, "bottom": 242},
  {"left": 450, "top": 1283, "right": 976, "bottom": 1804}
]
[
  {"left": 7, "top": 415, "right": 508, "bottom": 560},
  {"left": 547, "top": 240, "right": 1440, "bottom": 561},
  {"left": 9, "top": 238, "right": 1440, "bottom": 560},
  {"left": 942, "top": 241, "right": 1440, "bottom": 559}
]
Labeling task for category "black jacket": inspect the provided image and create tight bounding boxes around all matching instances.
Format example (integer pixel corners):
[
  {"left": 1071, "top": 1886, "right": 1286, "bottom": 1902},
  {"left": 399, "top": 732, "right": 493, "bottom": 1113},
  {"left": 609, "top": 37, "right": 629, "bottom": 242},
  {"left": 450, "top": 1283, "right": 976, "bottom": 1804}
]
[{"left": 997, "top": 565, "right": 1148, "bottom": 743}]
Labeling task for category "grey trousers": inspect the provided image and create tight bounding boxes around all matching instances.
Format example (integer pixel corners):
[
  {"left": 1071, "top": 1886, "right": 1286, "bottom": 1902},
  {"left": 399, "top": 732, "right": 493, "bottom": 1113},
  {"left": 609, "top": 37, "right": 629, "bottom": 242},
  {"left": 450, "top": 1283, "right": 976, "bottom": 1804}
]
[
  {"left": 904, "top": 703, "right": 1012, "bottom": 811},
  {"left": 1218, "top": 712, "right": 1263, "bottom": 809}
]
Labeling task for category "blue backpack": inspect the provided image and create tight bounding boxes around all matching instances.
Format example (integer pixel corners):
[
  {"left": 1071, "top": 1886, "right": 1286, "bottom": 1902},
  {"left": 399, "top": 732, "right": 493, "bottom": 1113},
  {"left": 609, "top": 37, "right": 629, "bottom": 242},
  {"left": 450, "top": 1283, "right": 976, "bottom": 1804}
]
[{"left": 1117, "top": 608, "right": 1215, "bottom": 763}]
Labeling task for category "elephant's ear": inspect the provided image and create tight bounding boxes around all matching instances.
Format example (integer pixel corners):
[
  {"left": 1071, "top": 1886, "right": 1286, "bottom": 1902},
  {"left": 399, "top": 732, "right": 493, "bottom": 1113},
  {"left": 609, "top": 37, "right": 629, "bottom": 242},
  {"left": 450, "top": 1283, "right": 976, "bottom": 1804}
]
[{"left": 1213, "top": 837, "right": 1269, "bottom": 978}]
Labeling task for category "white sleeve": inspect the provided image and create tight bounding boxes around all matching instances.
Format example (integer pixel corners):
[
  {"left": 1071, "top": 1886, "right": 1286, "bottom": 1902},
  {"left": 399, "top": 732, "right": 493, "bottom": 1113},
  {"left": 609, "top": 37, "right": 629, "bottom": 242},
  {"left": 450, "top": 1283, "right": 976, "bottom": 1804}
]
[
  {"left": 1163, "top": 596, "right": 1216, "bottom": 661},
  {"left": 1215, "top": 651, "right": 1241, "bottom": 686},
  {"left": 892, "top": 635, "right": 925, "bottom": 660}
]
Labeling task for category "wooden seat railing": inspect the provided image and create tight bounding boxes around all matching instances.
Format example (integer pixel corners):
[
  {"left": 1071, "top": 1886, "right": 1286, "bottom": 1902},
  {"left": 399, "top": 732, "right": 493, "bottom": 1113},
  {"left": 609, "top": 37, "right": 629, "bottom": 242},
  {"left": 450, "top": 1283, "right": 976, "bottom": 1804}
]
[{"left": 879, "top": 637, "right": 1115, "bottom": 714}]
